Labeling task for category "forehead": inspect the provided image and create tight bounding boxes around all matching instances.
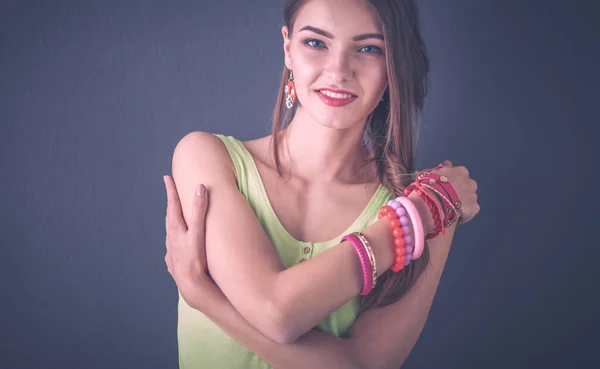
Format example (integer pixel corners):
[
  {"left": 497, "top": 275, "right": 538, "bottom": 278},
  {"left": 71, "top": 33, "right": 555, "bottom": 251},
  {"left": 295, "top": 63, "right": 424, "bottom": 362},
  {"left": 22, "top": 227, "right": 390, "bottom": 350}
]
[{"left": 294, "top": 0, "right": 383, "bottom": 35}]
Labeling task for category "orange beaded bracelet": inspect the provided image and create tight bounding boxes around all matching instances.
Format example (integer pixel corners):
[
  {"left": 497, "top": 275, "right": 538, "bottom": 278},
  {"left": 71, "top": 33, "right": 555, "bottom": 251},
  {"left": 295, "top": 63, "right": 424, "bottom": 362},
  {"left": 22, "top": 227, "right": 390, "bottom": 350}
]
[{"left": 378, "top": 205, "right": 409, "bottom": 272}]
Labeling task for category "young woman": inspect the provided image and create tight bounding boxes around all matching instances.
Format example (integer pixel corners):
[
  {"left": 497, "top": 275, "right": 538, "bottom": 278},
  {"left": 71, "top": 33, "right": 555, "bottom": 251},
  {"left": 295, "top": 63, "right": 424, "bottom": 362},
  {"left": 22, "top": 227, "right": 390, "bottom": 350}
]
[{"left": 163, "top": 0, "right": 479, "bottom": 368}]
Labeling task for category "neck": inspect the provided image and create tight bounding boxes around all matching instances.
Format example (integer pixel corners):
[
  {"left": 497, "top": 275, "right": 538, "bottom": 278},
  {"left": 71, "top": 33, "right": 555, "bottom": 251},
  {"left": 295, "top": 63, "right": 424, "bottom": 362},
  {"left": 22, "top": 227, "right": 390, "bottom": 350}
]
[{"left": 276, "top": 107, "right": 374, "bottom": 185}]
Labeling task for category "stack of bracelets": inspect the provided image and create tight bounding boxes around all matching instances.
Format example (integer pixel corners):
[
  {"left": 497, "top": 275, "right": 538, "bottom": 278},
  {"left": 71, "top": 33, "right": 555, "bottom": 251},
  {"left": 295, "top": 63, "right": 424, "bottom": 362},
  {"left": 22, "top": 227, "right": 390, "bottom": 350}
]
[{"left": 342, "top": 164, "right": 463, "bottom": 296}]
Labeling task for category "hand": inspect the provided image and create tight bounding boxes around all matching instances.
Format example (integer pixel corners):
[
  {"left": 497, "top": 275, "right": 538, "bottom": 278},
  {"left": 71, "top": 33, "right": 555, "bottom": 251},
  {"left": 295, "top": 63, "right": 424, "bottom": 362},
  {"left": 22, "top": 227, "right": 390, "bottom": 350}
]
[
  {"left": 163, "top": 175, "right": 210, "bottom": 304},
  {"left": 431, "top": 160, "right": 480, "bottom": 225}
]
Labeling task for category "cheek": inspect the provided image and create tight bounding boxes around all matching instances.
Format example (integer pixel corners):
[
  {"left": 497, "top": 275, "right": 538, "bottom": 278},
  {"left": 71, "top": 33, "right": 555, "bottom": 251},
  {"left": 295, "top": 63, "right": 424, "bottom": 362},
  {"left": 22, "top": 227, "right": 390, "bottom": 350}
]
[
  {"left": 369, "top": 60, "right": 388, "bottom": 87},
  {"left": 360, "top": 63, "right": 388, "bottom": 99},
  {"left": 291, "top": 53, "right": 322, "bottom": 88}
]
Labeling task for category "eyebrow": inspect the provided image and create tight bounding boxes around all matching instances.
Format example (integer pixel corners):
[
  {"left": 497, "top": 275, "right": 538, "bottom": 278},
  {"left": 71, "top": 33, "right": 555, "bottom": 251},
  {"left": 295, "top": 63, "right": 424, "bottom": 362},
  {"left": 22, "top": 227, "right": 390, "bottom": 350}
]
[{"left": 298, "top": 26, "right": 384, "bottom": 41}]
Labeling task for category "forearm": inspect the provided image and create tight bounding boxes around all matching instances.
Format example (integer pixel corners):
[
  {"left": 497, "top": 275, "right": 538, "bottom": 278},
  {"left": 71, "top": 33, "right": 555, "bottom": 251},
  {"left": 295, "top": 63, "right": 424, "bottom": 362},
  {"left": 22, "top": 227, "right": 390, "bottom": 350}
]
[
  {"left": 192, "top": 278, "right": 365, "bottom": 369},
  {"left": 268, "top": 192, "right": 431, "bottom": 342},
  {"left": 268, "top": 217, "right": 393, "bottom": 342}
]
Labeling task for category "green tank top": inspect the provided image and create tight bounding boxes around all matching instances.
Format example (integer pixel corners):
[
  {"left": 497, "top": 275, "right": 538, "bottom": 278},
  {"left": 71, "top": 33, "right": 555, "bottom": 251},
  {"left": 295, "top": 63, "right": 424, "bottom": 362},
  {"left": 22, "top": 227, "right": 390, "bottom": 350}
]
[{"left": 177, "top": 134, "right": 394, "bottom": 369}]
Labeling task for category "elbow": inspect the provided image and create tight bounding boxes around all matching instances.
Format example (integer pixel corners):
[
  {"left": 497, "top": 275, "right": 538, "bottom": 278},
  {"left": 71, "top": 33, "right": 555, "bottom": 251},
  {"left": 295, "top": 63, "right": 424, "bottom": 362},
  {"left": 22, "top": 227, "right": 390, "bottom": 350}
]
[
  {"left": 269, "top": 327, "right": 298, "bottom": 345},
  {"left": 262, "top": 299, "right": 301, "bottom": 344},
  {"left": 250, "top": 277, "right": 303, "bottom": 344},
  {"left": 269, "top": 324, "right": 300, "bottom": 345}
]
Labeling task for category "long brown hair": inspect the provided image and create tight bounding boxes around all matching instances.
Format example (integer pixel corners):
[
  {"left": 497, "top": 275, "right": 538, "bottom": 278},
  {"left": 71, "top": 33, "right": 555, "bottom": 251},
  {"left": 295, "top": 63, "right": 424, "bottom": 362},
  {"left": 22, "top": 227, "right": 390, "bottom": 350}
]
[{"left": 272, "top": 0, "right": 430, "bottom": 313}]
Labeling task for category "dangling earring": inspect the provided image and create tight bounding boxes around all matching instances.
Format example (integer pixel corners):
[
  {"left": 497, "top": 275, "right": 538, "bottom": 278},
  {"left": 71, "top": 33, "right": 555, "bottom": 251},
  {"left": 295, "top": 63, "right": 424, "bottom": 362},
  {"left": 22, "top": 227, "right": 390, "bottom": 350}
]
[{"left": 285, "top": 70, "right": 297, "bottom": 109}]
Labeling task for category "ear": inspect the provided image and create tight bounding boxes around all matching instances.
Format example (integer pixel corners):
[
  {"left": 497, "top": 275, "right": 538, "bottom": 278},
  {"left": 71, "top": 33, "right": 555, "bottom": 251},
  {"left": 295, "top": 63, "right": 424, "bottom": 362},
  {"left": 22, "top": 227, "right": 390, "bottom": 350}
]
[{"left": 281, "top": 25, "right": 292, "bottom": 70}]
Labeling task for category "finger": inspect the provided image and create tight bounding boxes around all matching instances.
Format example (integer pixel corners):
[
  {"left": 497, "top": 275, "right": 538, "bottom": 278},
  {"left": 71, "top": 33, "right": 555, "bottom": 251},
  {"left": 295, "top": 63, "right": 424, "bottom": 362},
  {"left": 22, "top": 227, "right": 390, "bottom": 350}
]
[
  {"left": 190, "top": 184, "right": 209, "bottom": 241},
  {"left": 165, "top": 254, "right": 171, "bottom": 272},
  {"left": 443, "top": 160, "right": 453, "bottom": 167},
  {"left": 164, "top": 175, "right": 187, "bottom": 231},
  {"left": 165, "top": 235, "right": 172, "bottom": 264}
]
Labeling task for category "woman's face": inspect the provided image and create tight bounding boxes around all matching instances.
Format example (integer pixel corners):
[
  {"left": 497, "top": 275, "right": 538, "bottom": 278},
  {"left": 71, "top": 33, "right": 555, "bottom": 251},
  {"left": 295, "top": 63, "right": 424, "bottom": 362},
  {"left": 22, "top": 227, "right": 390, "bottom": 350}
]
[{"left": 283, "top": 0, "right": 388, "bottom": 130}]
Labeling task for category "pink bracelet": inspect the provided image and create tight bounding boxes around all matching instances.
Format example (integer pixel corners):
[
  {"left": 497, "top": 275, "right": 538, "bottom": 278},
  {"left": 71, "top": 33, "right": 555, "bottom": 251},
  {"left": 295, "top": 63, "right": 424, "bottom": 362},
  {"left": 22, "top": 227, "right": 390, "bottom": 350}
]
[
  {"left": 341, "top": 233, "right": 374, "bottom": 296},
  {"left": 395, "top": 196, "right": 425, "bottom": 260}
]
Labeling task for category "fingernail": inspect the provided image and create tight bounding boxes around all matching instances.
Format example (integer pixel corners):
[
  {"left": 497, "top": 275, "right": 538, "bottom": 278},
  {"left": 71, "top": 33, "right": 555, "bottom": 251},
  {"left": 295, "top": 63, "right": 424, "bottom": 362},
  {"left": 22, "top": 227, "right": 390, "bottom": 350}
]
[{"left": 196, "top": 184, "right": 206, "bottom": 197}]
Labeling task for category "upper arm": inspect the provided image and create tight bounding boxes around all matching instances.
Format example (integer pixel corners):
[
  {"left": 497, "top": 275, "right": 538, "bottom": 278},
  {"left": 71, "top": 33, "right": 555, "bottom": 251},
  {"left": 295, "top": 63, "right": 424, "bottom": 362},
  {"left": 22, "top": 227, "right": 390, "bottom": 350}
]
[{"left": 171, "top": 131, "right": 287, "bottom": 339}]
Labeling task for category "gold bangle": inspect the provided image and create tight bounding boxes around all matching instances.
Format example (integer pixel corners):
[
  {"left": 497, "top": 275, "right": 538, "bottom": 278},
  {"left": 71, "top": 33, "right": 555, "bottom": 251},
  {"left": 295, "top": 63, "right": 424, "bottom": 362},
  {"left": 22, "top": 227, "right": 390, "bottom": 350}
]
[{"left": 354, "top": 232, "right": 377, "bottom": 289}]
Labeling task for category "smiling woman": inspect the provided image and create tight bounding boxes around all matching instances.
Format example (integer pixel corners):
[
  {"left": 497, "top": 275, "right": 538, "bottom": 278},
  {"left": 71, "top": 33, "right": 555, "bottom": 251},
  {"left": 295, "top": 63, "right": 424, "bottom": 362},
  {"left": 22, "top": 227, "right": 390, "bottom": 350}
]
[
  {"left": 283, "top": 2, "right": 388, "bottom": 130},
  {"left": 164, "top": 0, "right": 479, "bottom": 368}
]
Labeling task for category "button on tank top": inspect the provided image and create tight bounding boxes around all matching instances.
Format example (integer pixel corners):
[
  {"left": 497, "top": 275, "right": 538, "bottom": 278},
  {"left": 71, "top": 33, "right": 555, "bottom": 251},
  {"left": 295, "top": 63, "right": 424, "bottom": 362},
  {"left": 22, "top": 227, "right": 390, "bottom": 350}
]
[{"left": 177, "top": 134, "right": 394, "bottom": 369}]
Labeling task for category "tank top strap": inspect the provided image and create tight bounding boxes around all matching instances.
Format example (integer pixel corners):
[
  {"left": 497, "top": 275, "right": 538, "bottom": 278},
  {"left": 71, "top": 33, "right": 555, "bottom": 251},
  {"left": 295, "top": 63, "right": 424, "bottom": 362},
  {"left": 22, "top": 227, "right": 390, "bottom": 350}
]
[
  {"left": 213, "top": 134, "right": 254, "bottom": 198},
  {"left": 213, "top": 134, "right": 282, "bottom": 233}
]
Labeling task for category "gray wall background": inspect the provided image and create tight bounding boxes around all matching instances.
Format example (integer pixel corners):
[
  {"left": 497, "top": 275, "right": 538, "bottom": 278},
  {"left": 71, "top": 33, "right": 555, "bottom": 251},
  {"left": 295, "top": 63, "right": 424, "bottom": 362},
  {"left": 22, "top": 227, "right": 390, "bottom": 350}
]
[{"left": 1, "top": 0, "right": 598, "bottom": 368}]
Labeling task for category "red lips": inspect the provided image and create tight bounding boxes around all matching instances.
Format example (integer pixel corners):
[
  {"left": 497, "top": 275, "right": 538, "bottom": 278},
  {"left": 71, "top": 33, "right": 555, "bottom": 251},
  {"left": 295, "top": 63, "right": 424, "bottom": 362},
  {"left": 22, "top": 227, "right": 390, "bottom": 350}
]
[{"left": 316, "top": 88, "right": 358, "bottom": 107}]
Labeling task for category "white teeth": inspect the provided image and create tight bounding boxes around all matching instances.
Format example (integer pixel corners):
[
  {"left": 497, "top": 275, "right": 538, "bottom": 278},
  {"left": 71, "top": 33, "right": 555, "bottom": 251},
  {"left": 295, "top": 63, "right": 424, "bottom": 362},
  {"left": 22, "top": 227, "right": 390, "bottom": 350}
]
[{"left": 319, "top": 90, "right": 353, "bottom": 99}]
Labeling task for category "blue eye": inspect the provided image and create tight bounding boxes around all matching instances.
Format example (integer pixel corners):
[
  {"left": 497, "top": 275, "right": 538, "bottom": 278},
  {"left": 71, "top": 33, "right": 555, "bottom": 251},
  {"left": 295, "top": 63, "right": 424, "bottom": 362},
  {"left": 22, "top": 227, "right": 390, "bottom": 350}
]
[
  {"left": 304, "top": 39, "right": 326, "bottom": 49},
  {"left": 360, "top": 45, "right": 383, "bottom": 54}
]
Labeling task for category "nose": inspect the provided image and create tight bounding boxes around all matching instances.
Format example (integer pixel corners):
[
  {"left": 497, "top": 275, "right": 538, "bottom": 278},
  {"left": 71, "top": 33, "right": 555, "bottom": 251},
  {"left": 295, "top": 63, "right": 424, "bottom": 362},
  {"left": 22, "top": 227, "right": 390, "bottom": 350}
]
[{"left": 324, "top": 50, "right": 353, "bottom": 83}]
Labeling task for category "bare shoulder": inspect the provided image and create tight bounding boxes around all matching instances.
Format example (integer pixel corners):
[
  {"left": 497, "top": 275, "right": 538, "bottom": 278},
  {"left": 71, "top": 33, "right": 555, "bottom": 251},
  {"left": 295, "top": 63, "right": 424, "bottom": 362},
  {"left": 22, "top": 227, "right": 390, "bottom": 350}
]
[
  {"left": 172, "top": 131, "right": 235, "bottom": 187},
  {"left": 173, "top": 131, "right": 231, "bottom": 168}
]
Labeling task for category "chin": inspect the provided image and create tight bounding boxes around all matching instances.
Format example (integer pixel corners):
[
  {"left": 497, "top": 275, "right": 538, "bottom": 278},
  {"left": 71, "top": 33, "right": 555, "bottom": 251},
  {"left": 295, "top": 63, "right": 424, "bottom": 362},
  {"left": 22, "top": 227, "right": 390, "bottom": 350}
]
[
  {"left": 314, "top": 109, "right": 368, "bottom": 130},
  {"left": 304, "top": 106, "right": 349, "bottom": 128},
  {"left": 315, "top": 116, "right": 359, "bottom": 130}
]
